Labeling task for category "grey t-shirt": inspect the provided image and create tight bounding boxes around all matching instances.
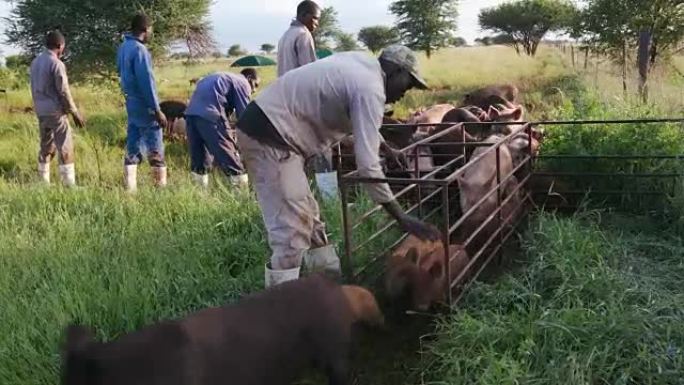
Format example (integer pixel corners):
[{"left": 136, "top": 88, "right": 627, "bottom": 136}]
[
  {"left": 277, "top": 20, "right": 317, "bottom": 77},
  {"left": 30, "top": 50, "right": 78, "bottom": 117},
  {"left": 256, "top": 52, "right": 394, "bottom": 204}
]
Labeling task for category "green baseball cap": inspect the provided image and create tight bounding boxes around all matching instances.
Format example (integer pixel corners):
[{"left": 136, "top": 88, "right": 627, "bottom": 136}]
[{"left": 379, "top": 45, "right": 428, "bottom": 90}]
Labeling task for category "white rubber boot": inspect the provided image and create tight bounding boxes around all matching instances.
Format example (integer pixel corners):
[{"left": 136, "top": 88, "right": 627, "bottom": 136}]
[
  {"left": 315, "top": 171, "right": 339, "bottom": 201},
  {"left": 152, "top": 166, "right": 167, "bottom": 188},
  {"left": 124, "top": 165, "right": 138, "bottom": 193},
  {"left": 303, "top": 244, "right": 341, "bottom": 279},
  {"left": 38, "top": 162, "right": 50, "bottom": 184},
  {"left": 58, "top": 163, "right": 76, "bottom": 187},
  {"left": 265, "top": 263, "right": 300, "bottom": 289},
  {"left": 191, "top": 172, "right": 209, "bottom": 189},
  {"left": 229, "top": 173, "right": 249, "bottom": 188}
]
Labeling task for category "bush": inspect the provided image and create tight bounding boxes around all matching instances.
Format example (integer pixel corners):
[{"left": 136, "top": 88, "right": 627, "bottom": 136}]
[
  {"left": 4, "top": 54, "right": 31, "bottom": 70},
  {"left": 0, "top": 68, "right": 29, "bottom": 90}
]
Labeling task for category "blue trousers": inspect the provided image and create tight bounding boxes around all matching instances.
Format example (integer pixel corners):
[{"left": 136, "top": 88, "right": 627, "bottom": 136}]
[
  {"left": 124, "top": 122, "right": 165, "bottom": 167},
  {"left": 186, "top": 116, "right": 244, "bottom": 176}
]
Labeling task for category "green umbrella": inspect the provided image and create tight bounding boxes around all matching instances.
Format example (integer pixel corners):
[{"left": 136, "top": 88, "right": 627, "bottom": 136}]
[
  {"left": 230, "top": 55, "right": 277, "bottom": 67},
  {"left": 316, "top": 49, "right": 334, "bottom": 59}
]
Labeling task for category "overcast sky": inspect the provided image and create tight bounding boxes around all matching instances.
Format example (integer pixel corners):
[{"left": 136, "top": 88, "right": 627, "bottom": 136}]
[{"left": 0, "top": 0, "right": 508, "bottom": 56}]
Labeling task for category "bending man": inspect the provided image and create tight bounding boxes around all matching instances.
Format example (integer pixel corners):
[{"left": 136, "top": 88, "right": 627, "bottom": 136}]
[
  {"left": 184, "top": 69, "right": 259, "bottom": 188},
  {"left": 30, "top": 30, "right": 85, "bottom": 187},
  {"left": 237, "top": 45, "right": 440, "bottom": 287}
]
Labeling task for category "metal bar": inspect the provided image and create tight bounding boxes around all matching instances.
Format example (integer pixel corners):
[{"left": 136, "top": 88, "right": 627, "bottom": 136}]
[
  {"left": 342, "top": 176, "right": 445, "bottom": 184},
  {"left": 531, "top": 190, "right": 667, "bottom": 196},
  {"left": 351, "top": 203, "right": 445, "bottom": 281},
  {"left": 351, "top": 185, "right": 446, "bottom": 249},
  {"left": 381, "top": 118, "right": 684, "bottom": 132},
  {"left": 451, "top": 194, "right": 528, "bottom": 292},
  {"left": 496, "top": 146, "right": 503, "bottom": 266},
  {"left": 450, "top": 206, "right": 529, "bottom": 304},
  {"left": 538, "top": 155, "right": 684, "bottom": 159},
  {"left": 459, "top": 172, "right": 531, "bottom": 249},
  {"left": 399, "top": 123, "right": 466, "bottom": 153},
  {"left": 533, "top": 172, "right": 680, "bottom": 178},
  {"left": 411, "top": 142, "right": 493, "bottom": 148},
  {"left": 443, "top": 124, "right": 531, "bottom": 184},
  {"left": 450, "top": 207, "right": 527, "bottom": 306},
  {"left": 530, "top": 118, "right": 684, "bottom": 125},
  {"left": 350, "top": 155, "right": 464, "bottom": 229},
  {"left": 442, "top": 184, "right": 452, "bottom": 307},
  {"left": 351, "top": 233, "right": 409, "bottom": 281},
  {"left": 414, "top": 145, "right": 423, "bottom": 219},
  {"left": 450, "top": 154, "right": 532, "bottom": 235},
  {"left": 340, "top": 179, "right": 353, "bottom": 282}
]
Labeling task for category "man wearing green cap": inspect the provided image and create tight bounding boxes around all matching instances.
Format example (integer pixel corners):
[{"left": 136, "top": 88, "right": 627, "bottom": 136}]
[{"left": 237, "top": 45, "right": 439, "bottom": 287}]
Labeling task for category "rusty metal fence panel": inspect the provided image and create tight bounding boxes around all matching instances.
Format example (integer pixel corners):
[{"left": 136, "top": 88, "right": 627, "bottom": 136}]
[
  {"left": 529, "top": 119, "right": 684, "bottom": 212},
  {"left": 337, "top": 122, "right": 536, "bottom": 307},
  {"left": 334, "top": 118, "right": 684, "bottom": 308}
]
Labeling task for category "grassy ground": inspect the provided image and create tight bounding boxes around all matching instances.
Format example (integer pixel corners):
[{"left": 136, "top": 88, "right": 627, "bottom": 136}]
[
  {"left": 1, "top": 45, "right": 683, "bottom": 384},
  {"left": 419, "top": 48, "right": 684, "bottom": 385},
  {"left": 420, "top": 211, "right": 684, "bottom": 384}
]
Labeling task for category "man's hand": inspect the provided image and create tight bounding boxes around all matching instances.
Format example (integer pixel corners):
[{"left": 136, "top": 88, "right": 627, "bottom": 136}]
[
  {"left": 380, "top": 142, "right": 409, "bottom": 170},
  {"left": 382, "top": 200, "right": 441, "bottom": 241},
  {"left": 155, "top": 109, "right": 168, "bottom": 129},
  {"left": 72, "top": 111, "right": 86, "bottom": 128},
  {"left": 397, "top": 214, "right": 441, "bottom": 241}
]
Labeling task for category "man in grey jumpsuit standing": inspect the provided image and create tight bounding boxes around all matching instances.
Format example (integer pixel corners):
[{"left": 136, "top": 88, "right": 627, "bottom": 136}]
[
  {"left": 30, "top": 30, "right": 85, "bottom": 187},
  {"left": 277, "top": 1, "right": 336, "bottom": 193},
  {"left": 237, "top": 45, "right": 440, "bottom": 287}
]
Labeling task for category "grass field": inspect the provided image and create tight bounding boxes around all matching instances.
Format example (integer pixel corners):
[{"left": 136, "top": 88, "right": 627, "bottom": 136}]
[{"left": 1, "top": 46, "right": 683, "bottom": 384}]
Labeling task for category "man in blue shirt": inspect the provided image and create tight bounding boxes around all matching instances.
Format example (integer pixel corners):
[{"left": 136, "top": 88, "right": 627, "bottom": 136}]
[
  {"left": 117, "top": 13, "right": 168, "bottom": 192},
  {"left": 184, "top": 68, "right": 258, "bottom": 188}
]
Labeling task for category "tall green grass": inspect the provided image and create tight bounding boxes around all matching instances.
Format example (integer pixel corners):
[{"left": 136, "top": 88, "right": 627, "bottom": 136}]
[
  {"left": 421, "top": 211, "right": 684, "bottom": 384},
  {"left": 6, "top": 45, "right": 682, "bottom": 385},
  {"left": 0, "top": 186, "right": 266, "bottom": 384}
]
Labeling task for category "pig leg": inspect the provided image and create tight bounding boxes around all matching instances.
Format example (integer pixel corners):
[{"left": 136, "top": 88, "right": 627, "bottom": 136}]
[
  {"left": 318, "top": 323, "right": 352, "bottom": 385},
  {"left": 325, "top": 355, "right": 350, "bottom": 385}
]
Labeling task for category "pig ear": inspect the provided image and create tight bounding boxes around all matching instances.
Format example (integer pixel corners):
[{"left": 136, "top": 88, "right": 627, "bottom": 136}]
[
  {"left": 513, "top": 106, "right": 524, "bottom": 121},
  {"left": 487, "top": 106, "right": 500, "bottom": 120},
  {"left": 406, "top": 247, "right": 419, "bottom": 264}
]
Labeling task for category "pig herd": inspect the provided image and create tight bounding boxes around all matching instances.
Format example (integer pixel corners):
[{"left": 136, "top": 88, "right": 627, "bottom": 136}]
[{"left": 366, "top": 84, "right": 545, "bottom": 312}]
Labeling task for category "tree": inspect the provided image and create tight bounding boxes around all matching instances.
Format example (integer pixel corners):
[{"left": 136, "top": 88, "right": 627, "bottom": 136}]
[
  {"left": 335, "top": 32, "right": 360, "bottom": 52},
  {"left": 492, "top": 34, "right": 517, "bottom": 45},
  {"left": 228, "top": 44, "right": 247, "bottom": 57},
  {"left": 358, "top": 25, "right": 400, "bottom": 53},
  {"left": 479, "top": 0, "right": 576, "bottom": 56},
  {"left": 450, "top": 36, "right": 467, "bottom": 47},
  {"left": 475, "top": 36, "right": 493, "bottom": 46},
  {"left": 314, "top": 6, "right": 341, "bottom": 50},
  {"left": 4, "top": 54, "right": 30, "bottom": 70},
  {"left": 261, "top": 43, "right": 275, "bottom": 54},
  {"left": 577, "top": 0, "right": 684, "bottom": 68},
  {"left": 575, "top": 0, "right": 684, "bottom": 101},
  {"left": 389, "top": 0, "right": 459, "bottom": 58},
  {"left": 5, "top": 0, "right": 214, "bottom": 78}
]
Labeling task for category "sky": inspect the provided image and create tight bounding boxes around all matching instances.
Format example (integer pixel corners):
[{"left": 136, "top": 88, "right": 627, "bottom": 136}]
[{"left": 0, "top": 0, "right": 508, "bottom": 56}]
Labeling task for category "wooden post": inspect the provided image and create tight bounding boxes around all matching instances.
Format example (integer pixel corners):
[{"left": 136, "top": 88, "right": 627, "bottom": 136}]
[
  {"left": 638, "top": 30, "right": 652, "bottom": 103},
  {"left": 571, "top": 45, "right": 575, "bottom": 68},
  {"left": 622, "top": 39, "right": 628, "bottom": 96},
  {"left": 584, "top": 46, "right": 589, "bottom": 69},
  {"left": 594, "top": 50, "right": 600, "bottom": 88}
]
